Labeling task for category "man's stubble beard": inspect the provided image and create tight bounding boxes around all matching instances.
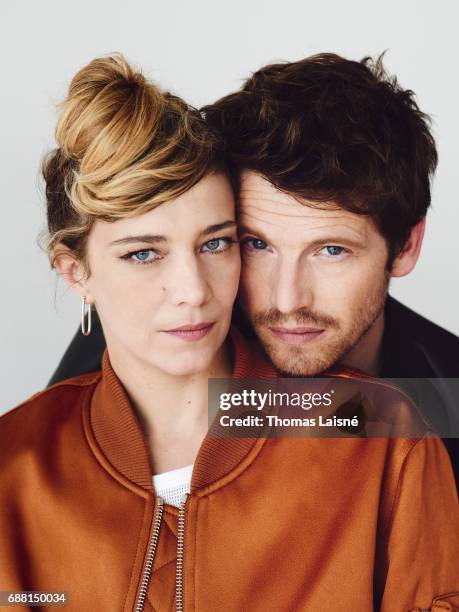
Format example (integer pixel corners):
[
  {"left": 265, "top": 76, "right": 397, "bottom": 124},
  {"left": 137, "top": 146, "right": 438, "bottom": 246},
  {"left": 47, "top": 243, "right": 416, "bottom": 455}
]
[{"left": 249, "top": 274, "right": 390, "bottom": 376}]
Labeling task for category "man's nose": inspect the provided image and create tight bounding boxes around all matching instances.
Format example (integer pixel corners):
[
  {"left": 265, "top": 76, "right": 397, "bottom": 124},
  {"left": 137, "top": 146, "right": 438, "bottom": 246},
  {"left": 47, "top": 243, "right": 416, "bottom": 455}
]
[
  {"left": 270, "top": 258, "right": 313, "bottom": 315},
  {"left": 166, "top": 255, "right": 211, "bottom": 307}
]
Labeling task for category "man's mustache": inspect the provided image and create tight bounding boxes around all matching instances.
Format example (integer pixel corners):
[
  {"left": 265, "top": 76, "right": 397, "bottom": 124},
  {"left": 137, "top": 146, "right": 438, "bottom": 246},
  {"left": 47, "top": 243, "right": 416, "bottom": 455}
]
[{"left": 251, "top": 307, "right": 339, "bottom": 328}]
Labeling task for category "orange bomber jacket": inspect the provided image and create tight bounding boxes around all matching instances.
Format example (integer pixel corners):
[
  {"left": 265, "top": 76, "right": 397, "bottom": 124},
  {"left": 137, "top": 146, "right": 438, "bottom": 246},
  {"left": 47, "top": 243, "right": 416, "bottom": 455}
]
[{"left": 0, "top": 327, "right": 458, "bottom": 612}]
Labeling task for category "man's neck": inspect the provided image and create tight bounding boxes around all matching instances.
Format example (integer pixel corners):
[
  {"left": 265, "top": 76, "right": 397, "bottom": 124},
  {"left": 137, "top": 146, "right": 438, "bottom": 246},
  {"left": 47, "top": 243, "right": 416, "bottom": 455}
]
[{"left": 337, "top": 309, "right": 385, "bottom": 376}]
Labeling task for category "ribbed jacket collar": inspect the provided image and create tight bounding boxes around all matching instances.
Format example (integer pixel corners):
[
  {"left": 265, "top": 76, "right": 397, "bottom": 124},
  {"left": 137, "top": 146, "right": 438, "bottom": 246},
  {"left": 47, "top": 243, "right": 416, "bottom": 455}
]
[{"left": 89, "top": 327, "right": 278, "bottom": 494}]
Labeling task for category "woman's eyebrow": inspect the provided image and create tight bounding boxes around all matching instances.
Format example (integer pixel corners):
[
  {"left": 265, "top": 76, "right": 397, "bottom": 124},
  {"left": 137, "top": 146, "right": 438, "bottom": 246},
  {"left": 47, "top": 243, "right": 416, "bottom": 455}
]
[
  {"left": 200, "top": 220, "right": 236, "bottom": 236},
  {"left": 109, "top": 221, "right": 236, "bottom": 246},
  {"left": 109, "top": 234, "right": 167, "bottom": 246}
]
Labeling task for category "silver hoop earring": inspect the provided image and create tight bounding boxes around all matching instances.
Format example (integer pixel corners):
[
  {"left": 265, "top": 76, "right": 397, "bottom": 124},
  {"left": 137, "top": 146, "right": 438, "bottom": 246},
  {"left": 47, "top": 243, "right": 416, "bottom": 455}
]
[{"left": 81, "top": 296, "right": 92, "bottom": 336}]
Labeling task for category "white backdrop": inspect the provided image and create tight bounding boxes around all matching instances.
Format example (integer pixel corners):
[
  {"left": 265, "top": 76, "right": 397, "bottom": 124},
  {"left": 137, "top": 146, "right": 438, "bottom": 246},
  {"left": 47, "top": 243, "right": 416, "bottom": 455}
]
[{"left": 1, "top": 0, "right": 457, "bottom": 412}]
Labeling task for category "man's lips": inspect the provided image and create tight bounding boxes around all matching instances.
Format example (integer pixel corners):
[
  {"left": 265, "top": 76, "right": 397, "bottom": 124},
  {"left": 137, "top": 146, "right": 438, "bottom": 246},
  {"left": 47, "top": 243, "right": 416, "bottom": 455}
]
[
  {"left": 161, "top": 322, "right": 215, "bottom": 341},
  {"left": 268, "top": 326, "right": 325, "bottom": 345}
]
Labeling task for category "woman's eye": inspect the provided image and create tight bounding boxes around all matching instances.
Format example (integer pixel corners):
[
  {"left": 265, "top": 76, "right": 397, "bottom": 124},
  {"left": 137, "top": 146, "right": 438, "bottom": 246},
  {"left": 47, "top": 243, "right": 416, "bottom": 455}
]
[
  {"left": 242, "top": 238, "right": 268, "bottom": 251},
  {"left": 122, "top": 249, "right": 159, "bottom": 265},
  {"left": 320, "top": 246, "right": 347, "bottom": 257},
  {"left": 200, "top": 237, "right": 235, "bottom": 253}
]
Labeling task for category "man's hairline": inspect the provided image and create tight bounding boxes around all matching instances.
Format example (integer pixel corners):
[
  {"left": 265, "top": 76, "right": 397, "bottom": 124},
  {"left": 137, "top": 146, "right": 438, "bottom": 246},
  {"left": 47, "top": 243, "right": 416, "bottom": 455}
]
[{"left": 234, "top": 167, "right": 422, "bottom": 272}]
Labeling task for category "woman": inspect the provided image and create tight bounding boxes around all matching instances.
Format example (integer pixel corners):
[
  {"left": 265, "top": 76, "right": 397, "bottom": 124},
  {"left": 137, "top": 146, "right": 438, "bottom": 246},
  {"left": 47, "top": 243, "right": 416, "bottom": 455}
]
[
  {"left": 0, "top": 53, "right": 269, "bottom": 611},
  {"left": 0, "top": 54, "right": 458, "bottom": 612}
]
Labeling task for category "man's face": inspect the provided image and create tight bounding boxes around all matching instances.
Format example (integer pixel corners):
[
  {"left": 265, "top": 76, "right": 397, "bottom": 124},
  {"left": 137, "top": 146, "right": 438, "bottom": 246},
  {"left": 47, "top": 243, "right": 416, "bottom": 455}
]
[{"left": 238, "top": 171, "right": 390, "bottom": 375}]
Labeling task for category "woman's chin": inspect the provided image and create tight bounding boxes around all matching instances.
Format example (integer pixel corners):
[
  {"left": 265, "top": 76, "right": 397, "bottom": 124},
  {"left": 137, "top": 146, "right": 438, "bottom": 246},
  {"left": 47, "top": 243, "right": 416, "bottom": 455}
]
[
  {"left": 158, "top": 358, "right": 211, "bottom": 377},
  {"left": 147, "top": 327, "right": 229, "bottom": 377},
  {"left": 149, "top": 346, "right": 217, "bottom": 377}
]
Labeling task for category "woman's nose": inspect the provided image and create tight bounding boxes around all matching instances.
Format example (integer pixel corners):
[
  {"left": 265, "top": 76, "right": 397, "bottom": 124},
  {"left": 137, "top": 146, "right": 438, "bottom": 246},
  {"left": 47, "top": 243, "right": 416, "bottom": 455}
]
[{"left": 164, "top": 255, "right": 212, "bottom": 307}]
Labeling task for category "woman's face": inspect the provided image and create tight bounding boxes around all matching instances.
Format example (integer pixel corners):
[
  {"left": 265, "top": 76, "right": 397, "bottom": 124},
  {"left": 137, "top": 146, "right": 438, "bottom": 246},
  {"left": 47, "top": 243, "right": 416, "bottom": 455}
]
[{"left": 79, "top": 172, "right": 240, "bottom": 376}]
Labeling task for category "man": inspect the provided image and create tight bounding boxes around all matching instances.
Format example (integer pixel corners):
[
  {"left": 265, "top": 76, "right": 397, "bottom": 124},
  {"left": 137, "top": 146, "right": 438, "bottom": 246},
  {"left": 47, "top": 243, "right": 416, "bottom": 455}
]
[{"left": 48, "top": 53, "right": 458, "bottom": 481}]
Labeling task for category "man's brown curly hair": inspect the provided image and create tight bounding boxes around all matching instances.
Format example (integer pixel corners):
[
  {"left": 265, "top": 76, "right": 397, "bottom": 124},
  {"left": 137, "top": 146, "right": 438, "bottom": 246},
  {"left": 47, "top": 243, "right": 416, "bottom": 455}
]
[{"left": 203, "top": 53, "right": 438, "bottom": 265}]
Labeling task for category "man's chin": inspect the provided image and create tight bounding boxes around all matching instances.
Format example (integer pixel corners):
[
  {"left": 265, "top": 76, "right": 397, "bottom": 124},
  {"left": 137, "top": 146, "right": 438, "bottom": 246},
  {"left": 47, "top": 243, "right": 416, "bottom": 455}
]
[
  {"left": 268, "top": 350, "right": 336, "bottom": 377},
  {"left": 256, "top": 330, "right": 339, "bottom": 376}
]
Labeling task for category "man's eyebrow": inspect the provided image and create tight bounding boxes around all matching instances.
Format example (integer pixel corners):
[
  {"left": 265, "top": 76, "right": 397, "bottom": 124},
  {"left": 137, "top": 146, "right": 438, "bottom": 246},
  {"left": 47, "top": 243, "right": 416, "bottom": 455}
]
[
  {"left": 238, "top": 225, "right": 271, "bottom": 243},
  {"left": 109, "top": 234, "right": 167, "bottom": 246},
  {"left": 305, "top": 236, "right": 366, "bottom": 248},
  {"left": 238, "top": 225, "right": 365, "bottom": 248}
]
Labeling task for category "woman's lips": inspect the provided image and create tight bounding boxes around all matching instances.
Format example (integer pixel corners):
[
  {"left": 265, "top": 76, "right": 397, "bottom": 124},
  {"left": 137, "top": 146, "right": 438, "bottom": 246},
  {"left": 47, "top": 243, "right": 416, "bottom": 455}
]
[
  {"left": 162, "top": 322, "right": 215, "bottom": 341},
  {"left": 269, "top": 326, "right": 324, "bottom": 345}
]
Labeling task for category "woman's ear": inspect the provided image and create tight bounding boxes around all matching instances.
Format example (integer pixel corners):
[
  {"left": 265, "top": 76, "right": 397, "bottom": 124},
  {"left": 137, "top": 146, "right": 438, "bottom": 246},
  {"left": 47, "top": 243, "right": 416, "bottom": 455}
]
[
  {"left": 390, "top": 217, "right": 426, "bottom": 278},
  {"left": 52, "top": 243, "right": 95, "bottom": 304}
]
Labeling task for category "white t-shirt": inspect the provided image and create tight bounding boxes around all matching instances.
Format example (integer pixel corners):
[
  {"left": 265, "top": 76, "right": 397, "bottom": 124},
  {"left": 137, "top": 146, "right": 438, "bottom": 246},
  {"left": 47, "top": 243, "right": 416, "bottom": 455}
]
[{"left": 152, "top": 464, "right": 194, "bottom": 508}]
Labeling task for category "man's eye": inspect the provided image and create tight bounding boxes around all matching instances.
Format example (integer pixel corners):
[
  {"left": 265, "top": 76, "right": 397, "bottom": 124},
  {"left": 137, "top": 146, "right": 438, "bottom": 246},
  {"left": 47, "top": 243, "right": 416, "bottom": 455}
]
[
  {"left": 321, "top": 246, "right": 346, "bottom": 257},
  {"left": 200, "top": 238, "right": 235, "bottom": 253},
  {"left": 243, "top": 238, "right": 268, "bottom": 250}
]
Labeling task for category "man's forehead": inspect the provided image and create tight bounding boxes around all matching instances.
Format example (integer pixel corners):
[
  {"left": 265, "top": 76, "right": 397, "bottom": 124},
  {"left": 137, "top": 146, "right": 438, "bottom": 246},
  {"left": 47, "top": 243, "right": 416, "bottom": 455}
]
[
  {"left": 239, "top": 170, "right": 293, "bottom": 206},
  {"left": 238, "top": 170, "right": 367, "bottom": 231}
]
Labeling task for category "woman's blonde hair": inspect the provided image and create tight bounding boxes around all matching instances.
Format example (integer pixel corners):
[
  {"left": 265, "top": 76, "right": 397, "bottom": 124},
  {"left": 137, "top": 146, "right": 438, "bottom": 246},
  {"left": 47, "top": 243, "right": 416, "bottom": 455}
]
[{"left": 42, "top": 53, "right": 225, "bottom": 279}]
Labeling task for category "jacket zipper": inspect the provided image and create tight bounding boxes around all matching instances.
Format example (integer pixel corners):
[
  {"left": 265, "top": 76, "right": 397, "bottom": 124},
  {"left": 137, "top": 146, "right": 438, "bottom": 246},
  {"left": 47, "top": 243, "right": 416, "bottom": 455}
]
[
  {"left": 135, "top": 497, "right": 165, "bottom": 612},
  {"left": 175, "top": 493, "right": 189, "bottom": 612},
  {"left": 135, "top": 493, "right": 189, "bottom": 612}
]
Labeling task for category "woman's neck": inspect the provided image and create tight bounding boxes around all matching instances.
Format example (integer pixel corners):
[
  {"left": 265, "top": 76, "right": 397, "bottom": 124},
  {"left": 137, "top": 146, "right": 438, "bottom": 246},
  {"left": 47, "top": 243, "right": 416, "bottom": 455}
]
[{"left": 107, "top": 341, "right": 233, "bottom": 474}]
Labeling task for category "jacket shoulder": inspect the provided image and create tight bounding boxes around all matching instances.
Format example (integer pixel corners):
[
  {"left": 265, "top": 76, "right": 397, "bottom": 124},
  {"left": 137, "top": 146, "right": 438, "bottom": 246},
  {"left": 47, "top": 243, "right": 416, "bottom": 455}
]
[
  {"left": 387, "top": 296, "right": 459, "bottom": 348},
  {"left": 386, "top": 296, "right": 459, "bottom": 376},
  {"left": 0, "top": 371, "right": 101, "bottom": 462}
]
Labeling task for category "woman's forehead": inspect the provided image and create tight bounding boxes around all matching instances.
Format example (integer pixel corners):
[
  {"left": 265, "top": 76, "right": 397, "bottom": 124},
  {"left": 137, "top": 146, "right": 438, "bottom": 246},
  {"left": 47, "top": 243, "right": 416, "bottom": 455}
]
[{"left": 89, "top": 174, "right": 236, "bottom": 246}]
